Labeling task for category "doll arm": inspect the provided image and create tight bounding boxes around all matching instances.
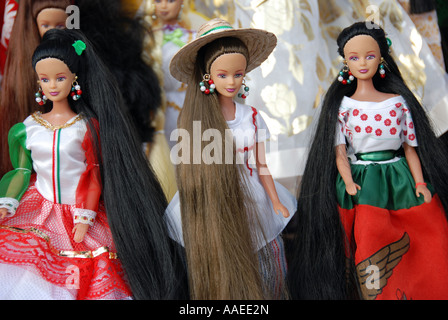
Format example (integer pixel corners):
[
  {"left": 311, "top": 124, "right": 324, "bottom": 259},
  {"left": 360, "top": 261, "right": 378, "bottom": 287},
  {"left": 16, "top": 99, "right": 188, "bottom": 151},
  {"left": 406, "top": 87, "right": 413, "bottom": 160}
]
[
  {"left": 402, "top": 142, "right": 431, "bottom": 203},
  {"left": 0, "top": 123, "right": 32, "bottom": 219},
  {"left": 255, "top": 141, "right": 290, "bottom": 218},
  {"left": 335, "top": 144, "right": 361, "bottom": 196},
  {"left": 73, "top": 120, "right": 102, "bottom": 241}
]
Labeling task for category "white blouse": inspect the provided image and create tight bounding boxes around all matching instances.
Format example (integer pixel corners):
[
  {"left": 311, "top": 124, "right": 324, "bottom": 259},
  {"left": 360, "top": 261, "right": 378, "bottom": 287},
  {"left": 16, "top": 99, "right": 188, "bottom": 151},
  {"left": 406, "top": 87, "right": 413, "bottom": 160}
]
[{"left": 335, "top": 95, "right": 418, "bottom": 162}]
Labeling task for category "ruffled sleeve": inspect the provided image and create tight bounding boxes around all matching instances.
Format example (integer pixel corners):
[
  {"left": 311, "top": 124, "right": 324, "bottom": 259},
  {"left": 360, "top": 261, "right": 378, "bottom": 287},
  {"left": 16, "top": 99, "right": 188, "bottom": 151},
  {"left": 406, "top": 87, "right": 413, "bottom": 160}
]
[
  {"left": 253, "top": 107, "right": 271, "bottom": 143},
  {"left": 74, "top": 119, "right": 102, "bottom": 226},
  {"left": 335, "top": 104, "right": 349, "bottom": 146},
  {"left": 0, "top": 123, "right": 32, "bottom": 216},
  {"left": 400, "top": 102, "right": 418, "bottom": 147}
]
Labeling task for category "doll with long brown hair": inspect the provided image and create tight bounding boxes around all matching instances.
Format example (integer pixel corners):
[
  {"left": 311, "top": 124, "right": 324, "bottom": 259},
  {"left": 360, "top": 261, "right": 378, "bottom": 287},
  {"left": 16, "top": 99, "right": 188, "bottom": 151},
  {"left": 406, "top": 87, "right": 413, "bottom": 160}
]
[
  {"left": 287, "top": 21, "right": 448, "bottom": 300},
  {"left": 165, "top": 18, "right": 296, "bottom": 300}
]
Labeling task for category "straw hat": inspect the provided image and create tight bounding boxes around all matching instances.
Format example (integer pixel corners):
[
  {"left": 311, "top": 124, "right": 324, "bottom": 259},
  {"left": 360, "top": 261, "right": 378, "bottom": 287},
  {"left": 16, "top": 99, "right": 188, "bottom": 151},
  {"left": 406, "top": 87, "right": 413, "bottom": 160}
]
[{"left": 169, "top": 18, "right": 277, "bottom": 84}]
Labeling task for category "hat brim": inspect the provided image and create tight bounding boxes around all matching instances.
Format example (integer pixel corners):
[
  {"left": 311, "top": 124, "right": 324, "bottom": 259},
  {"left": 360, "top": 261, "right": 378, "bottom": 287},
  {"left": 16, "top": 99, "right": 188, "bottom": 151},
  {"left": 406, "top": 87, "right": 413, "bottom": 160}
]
[{"left": 169, "top": 28, "right": 277, "bottom": 84}]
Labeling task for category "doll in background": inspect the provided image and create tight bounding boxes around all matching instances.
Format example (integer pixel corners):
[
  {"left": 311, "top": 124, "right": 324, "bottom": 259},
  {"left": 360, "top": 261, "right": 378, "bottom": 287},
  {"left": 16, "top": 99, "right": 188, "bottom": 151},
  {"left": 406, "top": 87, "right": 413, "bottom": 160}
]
[
  {"left": 0, "top": 28, "right": 185, "bottom": 300},
  {"left": 0, "top": 0, "right": 71, "bottom": 178},
  {"left": 165, "top": 18, "right": 296, "bottom": 300},
  {"left": 287, "top": 22, "right": 448, "bottom": 300},
  {"left": 148, "top": 0, "right": 196, "bottom": 150},
  {"left": 129, "top": 0, "right": 196, "bottom": 201}
]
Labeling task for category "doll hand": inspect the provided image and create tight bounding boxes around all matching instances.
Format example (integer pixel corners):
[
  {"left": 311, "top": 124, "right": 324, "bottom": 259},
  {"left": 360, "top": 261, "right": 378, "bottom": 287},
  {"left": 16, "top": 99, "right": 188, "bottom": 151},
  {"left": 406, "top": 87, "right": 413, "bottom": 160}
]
[
  {"left": 0, "top": 208, "right": 8, "bottom": 220},
  {"left": 346, "top": 182, "right": 361, "bottom": 196},
  {"left": 72, "top": 223, "right": 90, "bottom": 243},
  {"left": 273, "top": 201, "right": 290, "bottom": 218},
  {"left": 416, "top": 184, "right": 432, "bottom": 203}
]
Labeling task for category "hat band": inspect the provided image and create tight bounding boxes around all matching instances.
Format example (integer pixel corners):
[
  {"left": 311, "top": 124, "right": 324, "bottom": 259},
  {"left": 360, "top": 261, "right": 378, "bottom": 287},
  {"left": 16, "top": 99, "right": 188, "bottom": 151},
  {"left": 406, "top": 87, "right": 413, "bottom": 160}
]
[{"left": 200, "top": 25, "right": 233, "bottom": 37}]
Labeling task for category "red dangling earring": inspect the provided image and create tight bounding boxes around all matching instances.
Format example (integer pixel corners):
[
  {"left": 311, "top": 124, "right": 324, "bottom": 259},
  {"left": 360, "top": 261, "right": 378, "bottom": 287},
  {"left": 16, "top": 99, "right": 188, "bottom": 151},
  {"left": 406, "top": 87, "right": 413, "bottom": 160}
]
[
  {"left": 379, "top": 57, "right": 386, "bottom": 78},
  {"left": 70, "top": 76, "right": 83, "bottom": 101},
  {"left": 199, "top": 74, "right": 215, "bottom": 95}
]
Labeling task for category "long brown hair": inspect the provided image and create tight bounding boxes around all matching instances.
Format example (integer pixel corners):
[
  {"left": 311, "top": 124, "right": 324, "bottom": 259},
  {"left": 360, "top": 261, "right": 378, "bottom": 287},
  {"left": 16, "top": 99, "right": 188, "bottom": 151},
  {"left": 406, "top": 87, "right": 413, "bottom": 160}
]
[
  {"left": 177, "top": 37, "right": 275, "bottom": 299},
  {"left": 0, "top": 0, "right": 71, "bottom": 176}
]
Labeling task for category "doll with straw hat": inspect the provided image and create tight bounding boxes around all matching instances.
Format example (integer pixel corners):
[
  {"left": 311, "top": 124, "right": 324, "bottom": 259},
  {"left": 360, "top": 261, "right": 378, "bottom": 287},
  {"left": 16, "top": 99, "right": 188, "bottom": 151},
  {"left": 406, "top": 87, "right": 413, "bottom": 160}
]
[{"left": 165, "top": 18, "right": 296, "bottom": 300}]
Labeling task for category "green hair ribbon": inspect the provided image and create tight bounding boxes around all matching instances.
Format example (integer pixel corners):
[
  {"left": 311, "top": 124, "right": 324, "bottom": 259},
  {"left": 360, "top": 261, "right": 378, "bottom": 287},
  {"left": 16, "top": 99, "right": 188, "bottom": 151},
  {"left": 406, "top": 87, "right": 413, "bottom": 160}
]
[{"left": 72, "top": 40, "right": 87, "bottom": 56}]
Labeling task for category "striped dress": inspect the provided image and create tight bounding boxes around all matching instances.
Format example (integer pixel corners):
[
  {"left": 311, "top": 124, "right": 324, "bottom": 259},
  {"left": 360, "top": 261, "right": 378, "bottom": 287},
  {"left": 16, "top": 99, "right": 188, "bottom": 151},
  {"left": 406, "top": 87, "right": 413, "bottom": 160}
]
[{"left": 0, "top": 112, "right": 131, "bottom": 300}]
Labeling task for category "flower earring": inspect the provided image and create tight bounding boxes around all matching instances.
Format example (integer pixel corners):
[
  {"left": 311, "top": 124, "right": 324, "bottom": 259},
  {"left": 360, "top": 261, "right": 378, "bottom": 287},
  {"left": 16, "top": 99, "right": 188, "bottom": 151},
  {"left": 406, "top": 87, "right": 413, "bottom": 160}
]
[
  {"left": 238, "top": 79, "right": 250, "bottom": 99},
  {"left": 199, "top": 74, "right": 215, "bottom": 95},
  {"left": 379, "top": 57, "right": 386, "bottom": 78},
  {"left": 70, "top": 76, "right": 82, "bottom": 101},
  {"left": 338, "top": 60, "right": 354, "bottom": 85},
  {"left": 35, "top": 85, "right": 48, "bottom": 106}
]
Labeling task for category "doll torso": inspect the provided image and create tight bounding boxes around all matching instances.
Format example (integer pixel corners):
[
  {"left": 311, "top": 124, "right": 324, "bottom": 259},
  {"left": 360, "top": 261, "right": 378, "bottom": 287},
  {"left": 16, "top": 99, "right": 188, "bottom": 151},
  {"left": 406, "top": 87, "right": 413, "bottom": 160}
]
[
  {"left": 226, "top": 102, "right": 270, "bottom": 173},
  {"left": 24, "top": 112, "right": 88, "bottom": 205},
  {"left": 336, "top": 95, "right": 418, "bottom": 162}
]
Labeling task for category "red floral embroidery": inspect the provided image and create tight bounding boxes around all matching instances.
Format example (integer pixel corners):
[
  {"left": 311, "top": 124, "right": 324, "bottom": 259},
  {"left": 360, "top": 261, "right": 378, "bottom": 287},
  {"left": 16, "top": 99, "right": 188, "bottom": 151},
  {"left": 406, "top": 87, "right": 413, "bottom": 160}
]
[
  {"left": 355, "top": 126, "right": 361, "bottom": 133},
  {"left": 375, "top": 114, "right": 382, "bottom": 121},
  {"left": 366, "top": 126, "right": 372, "bottom": 133},
  {"left": 397, "top": 118, "right": 401, "bottom": 125},
  {"left": 390, "top": 128, "right": 397, "bottom": 135},
  {"left": 390, "top": 110, "right": 396, "bottom": 117},
  {"left": 384, "top": 119, "right": 392, "bottom": 126},
  {"left": 408, "top": 122, "right": 414, "bottom": 129},
  {"left": 361, "top": 114, "right": 368, "bottom": 121},
  {"left": 395, "top": 103, "right": 402, "bottom": 108},
  {"left": 353, "top": 109, "right": 359, "bottom": 116},
  {"left": 403, "top": 130, "right": 408, "bottom": 136},
  {"left": 375, "top": 129, "right": 382, "bottom": 136},
  {"left": 408, "top": 134, "right": 415, "bottom": 141}
]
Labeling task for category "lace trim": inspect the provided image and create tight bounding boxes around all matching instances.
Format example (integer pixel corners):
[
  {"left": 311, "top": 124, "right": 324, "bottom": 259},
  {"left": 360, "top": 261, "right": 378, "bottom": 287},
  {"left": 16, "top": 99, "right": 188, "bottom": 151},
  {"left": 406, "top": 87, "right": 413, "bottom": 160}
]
[
  {"left": 31, "top": 112, "right": 84, "bottom": 131},
  {"left": 0, "top": 197, "right": 19, "bottom": 217},
  {"left": 73, "top": 208, "right": 97, "bottom": 226},
  {"left": 0, "top": 225, "right": 117, "bottom": 259}
]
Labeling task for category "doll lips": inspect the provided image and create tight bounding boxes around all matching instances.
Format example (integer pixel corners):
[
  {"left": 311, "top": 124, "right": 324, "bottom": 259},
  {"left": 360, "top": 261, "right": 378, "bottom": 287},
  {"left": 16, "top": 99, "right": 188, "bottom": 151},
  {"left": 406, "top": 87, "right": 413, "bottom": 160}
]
[
  {"left": 359, "top": 69, "right": 369, "bottom": 73},
  {"left": 226, "top": 88, "right": 236, "bottom": 93},
  {"left": 50, "top": 92, "right": 59, "bottom": 96}
]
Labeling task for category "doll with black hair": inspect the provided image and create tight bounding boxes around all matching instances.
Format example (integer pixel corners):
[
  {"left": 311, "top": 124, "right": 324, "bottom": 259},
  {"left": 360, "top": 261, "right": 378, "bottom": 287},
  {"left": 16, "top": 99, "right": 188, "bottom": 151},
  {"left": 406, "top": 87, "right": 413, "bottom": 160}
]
[
  {"left": 0, "top": 0, "right": 72, "bottom": 178},
  {"left": 165, "top": 18, "right": 296, "bottom": 300},
  {"left": 0, "top": 28, "right": 185, "bottom": 300},
  {"left": 287, "top": 21, "right": 448, "bottom": 300}
]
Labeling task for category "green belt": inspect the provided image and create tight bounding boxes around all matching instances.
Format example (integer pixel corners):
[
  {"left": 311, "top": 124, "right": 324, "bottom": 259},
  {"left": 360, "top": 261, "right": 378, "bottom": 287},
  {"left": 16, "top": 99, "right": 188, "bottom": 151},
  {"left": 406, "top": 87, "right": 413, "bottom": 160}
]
[{"left": 355, "top": 150, "right": 397, "bottom": 161}]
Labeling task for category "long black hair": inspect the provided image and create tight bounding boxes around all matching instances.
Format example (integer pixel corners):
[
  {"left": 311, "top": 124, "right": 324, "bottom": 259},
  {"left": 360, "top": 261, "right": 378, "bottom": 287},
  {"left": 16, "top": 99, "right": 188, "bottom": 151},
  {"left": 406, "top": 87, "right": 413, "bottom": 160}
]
[
  {"left": 75, "top": 0, "right": 161, "bottom": 143},
  {"left": 287, "top": 21, "right": 448, "bottom": 299},
  {"left": 32, "top": 28, "right": 187, "bottom": 299}
]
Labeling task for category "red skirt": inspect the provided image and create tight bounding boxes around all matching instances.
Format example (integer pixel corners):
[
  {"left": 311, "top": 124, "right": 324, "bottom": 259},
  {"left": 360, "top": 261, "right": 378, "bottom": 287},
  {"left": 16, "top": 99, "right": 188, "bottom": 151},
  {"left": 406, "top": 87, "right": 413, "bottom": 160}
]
[
  {"left": 0, "top": 179, "right": 131, "bottom": 300},
  {"left": 337, "top": 158, "right": 448, "bottom": 300}
]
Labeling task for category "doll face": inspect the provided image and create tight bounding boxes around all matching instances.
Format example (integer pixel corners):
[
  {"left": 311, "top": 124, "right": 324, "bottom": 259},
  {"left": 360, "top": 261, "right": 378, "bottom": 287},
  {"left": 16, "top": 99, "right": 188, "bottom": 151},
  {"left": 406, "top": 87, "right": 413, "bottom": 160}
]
[
  {"left": 154, "top": 0, "right": 183, "bottom": 24},
  {"left": 35, "top": 58, "right": 76, "bottom": 103},
  {"left": 209, "top": 53, "right": 247, "bottom": 99},
  {"left": 36, "top": 8, "right": 67, "bottom": 38},
  {"left": 343, "top": 35, "right": 382, "bottom": 81}
]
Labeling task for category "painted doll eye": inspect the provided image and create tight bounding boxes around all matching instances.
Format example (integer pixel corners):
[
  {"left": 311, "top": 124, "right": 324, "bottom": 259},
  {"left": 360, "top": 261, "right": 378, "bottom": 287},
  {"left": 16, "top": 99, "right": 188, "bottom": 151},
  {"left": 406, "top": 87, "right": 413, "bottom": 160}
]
[
  {"left": 57, "top": 77, "right": 66, "bottom": 82},
  {"left": 367, "top": 55, "right": 376, "bottom": 60},
  {"left": 349, "top": 56, "right": 358, "bottom": 61}
]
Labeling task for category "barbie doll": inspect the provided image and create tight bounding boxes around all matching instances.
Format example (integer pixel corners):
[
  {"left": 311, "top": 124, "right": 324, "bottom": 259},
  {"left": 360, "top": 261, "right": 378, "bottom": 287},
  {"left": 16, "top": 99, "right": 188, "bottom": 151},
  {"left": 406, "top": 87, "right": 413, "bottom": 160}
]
[
  {"left": 0, "top": 28, "right": 185, "bottom": 300},
  {"left": 0, "top": 0, "right": 71, "bottom": 177},
  {"left": 150, "top": 0, "right": 196, "bottom": 150},
  {"left": 287, "top": 22, "right": 448, "bottom": 300},
  {"left": 165, "top": 18, "right": 296, "bottom": 300}
]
